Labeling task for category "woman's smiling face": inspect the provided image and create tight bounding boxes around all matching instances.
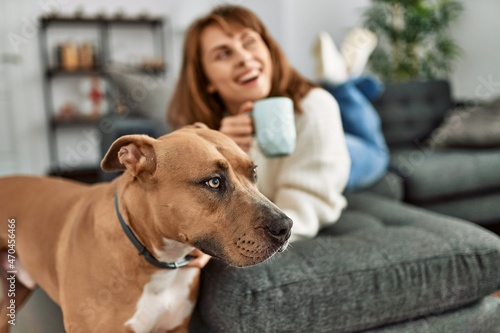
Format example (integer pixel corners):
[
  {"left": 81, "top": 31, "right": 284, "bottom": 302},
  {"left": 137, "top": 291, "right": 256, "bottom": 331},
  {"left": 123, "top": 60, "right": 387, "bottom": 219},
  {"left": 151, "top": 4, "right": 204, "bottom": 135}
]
[{"left": 201, "top": 24, "right": 273, "bottom": 114}]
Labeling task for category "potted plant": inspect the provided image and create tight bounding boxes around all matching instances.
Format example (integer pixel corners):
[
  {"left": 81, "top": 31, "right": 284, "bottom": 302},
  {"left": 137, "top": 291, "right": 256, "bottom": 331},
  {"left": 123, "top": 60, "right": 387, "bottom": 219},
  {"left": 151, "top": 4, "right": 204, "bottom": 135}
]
[{"left": 363, "top": 0, "right": 463, "bottom": 82}]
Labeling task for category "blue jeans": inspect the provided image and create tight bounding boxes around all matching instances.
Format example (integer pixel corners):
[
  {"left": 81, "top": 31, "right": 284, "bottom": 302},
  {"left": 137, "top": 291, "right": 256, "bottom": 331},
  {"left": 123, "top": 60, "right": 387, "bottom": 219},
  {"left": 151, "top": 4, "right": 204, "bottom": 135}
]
[{"left": 322, "top": 77, "right": 389, "bottom": 192}]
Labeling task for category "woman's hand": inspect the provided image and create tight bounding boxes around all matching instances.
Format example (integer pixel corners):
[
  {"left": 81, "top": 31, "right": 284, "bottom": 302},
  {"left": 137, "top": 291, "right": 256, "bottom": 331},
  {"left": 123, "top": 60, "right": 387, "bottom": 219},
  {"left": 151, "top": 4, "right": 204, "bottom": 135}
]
[
  {"left": 219, "top": 101, "right": 255, "bottom": 153},
  {"left": 185, "top": 248, "right": 211, "bottom": 269}
]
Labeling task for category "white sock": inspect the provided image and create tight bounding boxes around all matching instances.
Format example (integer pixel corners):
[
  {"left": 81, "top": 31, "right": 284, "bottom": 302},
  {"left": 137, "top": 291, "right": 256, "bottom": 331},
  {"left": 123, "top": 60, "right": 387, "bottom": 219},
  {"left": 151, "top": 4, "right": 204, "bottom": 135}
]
[
  {"left": 312, "top": 31, "right": 348, "bottom": 85},
  {"left": 341, "top": 28, "right": 378, "bottom": 78}
]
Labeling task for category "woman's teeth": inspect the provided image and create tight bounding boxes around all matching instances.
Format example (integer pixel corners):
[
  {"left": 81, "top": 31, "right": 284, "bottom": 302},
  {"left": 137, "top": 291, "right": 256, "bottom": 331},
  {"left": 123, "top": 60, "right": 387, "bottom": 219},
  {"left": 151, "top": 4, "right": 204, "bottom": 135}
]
[{"left": 239, "top": 70, "right": 259, "bottom": 84}]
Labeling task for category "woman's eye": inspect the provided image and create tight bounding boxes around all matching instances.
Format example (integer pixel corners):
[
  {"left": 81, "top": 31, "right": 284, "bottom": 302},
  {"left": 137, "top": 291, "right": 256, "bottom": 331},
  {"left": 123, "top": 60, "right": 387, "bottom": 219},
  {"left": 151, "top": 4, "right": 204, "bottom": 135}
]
[
  {"left": 216, "top": 50, "right": 230, "bottom": 60},
  {"left": 206, "top": 177, "right": 221, "bottom": 189},
  {"left": 243, "top": 38, "right": 256, "bottom": 47}
]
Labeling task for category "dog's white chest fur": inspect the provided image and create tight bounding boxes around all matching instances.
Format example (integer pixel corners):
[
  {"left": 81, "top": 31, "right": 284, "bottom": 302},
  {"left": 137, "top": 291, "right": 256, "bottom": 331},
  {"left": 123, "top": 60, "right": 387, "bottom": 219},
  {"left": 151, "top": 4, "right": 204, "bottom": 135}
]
[
  {"left": 126, "top": 269, "right": 198, "bottom": 332},
  {"left": 125, "top": 241, "right": 198, "bottom": 333}
]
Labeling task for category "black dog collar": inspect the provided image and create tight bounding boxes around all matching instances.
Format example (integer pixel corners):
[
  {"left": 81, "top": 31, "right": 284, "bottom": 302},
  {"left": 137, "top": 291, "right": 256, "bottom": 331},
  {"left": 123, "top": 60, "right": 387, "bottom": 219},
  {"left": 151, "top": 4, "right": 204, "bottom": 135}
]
[{"left": 114, "top": 190, "right": 193, "bottom": 269}]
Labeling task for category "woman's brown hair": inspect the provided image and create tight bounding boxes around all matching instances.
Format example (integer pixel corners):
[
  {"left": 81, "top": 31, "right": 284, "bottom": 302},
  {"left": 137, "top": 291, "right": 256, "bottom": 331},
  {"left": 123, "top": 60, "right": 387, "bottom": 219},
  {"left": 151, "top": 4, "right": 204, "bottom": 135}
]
[{"left": 167, "top": 5, "right": 316, "bottom": 130}]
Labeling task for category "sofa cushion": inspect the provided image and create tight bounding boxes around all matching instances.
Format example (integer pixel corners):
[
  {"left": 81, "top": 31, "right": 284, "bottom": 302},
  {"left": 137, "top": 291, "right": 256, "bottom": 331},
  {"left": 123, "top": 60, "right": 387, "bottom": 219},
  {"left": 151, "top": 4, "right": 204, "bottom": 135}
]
[
  {"left": 427, "top": 97, "right": 500, "bottom": 149},
  {"left": 105, "top": 64, "right": 172, "bottom": 134},
  {"left": 372, "top": 80, "right": 452, "bottom": 148},
  {"left": 365, "top": 296, "right": 500, "bottom": 333},
  {"left": 421, "top": 192, "right": 500, "bottom": 225},
  {"left": 363, "top": 171, "right": 404, "bottom": 201},
  {"left": 390, "top": 148, "right": 500, "bottom": 203},
  {"left": 195, "top": 193, "right": 500, "bottom": 333}
]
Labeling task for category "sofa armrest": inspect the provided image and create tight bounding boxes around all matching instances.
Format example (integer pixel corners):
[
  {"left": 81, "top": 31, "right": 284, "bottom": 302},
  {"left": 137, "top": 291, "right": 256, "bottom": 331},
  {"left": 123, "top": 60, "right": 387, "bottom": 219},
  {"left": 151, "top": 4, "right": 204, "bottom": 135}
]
[
  {"left": 373, "top": 80, "right": 452, "bottom": 148},
  {"left": 359, "top": 171, "right": 404, "bottom": 201}
]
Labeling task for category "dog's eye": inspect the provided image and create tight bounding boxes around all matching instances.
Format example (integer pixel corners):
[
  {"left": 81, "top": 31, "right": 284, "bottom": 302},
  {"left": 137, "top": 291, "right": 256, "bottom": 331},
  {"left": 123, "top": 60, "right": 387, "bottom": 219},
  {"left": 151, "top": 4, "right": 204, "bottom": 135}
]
[{"left": 206, "top": 177, "right": 221, "bottom": 189}]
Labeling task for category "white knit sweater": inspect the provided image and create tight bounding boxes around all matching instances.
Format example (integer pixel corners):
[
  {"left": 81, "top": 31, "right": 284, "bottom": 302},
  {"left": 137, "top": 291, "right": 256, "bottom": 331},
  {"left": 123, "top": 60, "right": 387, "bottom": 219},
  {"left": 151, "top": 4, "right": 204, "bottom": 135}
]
[{"left": 249, "top": 88, "right": 351, "bottom": 242}]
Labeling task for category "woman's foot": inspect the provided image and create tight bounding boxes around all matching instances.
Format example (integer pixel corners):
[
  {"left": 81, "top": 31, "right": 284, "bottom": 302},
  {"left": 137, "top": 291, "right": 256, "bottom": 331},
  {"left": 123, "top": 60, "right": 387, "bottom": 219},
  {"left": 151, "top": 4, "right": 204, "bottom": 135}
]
[
  {"left": 353, "top": 76, "right": 384, "bottom": 101},
  {"left": 312, "top": 31, "right": 348, "bottom": 85},
  {"left": 341, "top": 28, "right": 378, "bottom": 78}
]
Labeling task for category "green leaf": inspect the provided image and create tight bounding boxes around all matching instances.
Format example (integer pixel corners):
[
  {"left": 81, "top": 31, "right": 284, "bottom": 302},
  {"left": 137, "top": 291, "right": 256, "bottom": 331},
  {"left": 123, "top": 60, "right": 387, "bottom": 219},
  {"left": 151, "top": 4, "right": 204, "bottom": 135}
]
[{"left": 363, "top": 0, "right": 463, "bottom": 82}]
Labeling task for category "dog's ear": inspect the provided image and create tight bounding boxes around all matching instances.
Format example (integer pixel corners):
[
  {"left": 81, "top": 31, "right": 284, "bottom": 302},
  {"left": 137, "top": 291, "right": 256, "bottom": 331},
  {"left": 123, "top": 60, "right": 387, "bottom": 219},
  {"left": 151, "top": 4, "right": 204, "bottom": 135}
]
[{"left": 101, "top": 134, "right": 157, "bottom": 178}]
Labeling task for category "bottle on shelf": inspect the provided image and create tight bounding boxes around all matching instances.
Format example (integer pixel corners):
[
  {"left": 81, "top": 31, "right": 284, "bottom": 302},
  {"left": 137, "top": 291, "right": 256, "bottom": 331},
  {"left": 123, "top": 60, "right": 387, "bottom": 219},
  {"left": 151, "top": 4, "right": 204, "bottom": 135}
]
[
  {"left": 61, "top": 42, "right": 79, "bottom": 71},
  {"left": 79, "top": 41, "right": 95, "bottom": 69}
]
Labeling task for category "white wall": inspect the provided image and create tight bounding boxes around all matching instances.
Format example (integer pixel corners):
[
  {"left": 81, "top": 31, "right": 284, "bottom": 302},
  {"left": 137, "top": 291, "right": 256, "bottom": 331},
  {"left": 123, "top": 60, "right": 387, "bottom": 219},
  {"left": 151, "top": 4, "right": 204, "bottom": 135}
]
[
  {"left": 280, "top": 0, "right": 371, "bottom": 79},
  {"left": 2, "top": 0, "right": 499, "bottom": 175},
  {"left": 279, "top": 0, "right": 500, "bottom": 103},
  {"left": 450, "top": 0, "right": 500, "bottom": 101}
]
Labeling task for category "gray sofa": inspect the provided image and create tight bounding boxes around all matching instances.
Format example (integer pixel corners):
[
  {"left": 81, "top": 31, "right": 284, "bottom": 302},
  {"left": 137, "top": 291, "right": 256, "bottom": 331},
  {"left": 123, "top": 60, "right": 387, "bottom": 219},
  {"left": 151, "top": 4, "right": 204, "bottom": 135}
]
[
  {"left": 188, "top": 81, "right": 500, "bottom": 332},
  {"left": 373, "top": 80, "right": 500, "bottom": 227},
  {"left": 189, "top": 186, "right": 500, "bottom": 332}
]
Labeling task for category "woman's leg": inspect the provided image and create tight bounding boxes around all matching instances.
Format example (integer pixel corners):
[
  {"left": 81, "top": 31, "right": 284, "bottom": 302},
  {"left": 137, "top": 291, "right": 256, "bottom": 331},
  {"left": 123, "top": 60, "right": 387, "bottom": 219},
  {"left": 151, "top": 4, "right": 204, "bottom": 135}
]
[
  {"left": 324, "top": 77, "right": 386, "bottom": 147},
  {"left": 323, "top": 77, "right": 389, "bottom": 191},
  {"left": 344, "top": 134, "right": 389, "bottom": 191}
]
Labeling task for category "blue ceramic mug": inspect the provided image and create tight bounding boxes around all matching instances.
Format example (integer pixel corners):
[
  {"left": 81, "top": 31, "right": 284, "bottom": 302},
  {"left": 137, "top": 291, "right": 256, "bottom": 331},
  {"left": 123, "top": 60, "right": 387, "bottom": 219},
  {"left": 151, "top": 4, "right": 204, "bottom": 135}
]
[{"left": 252, "top": 97, "right": 296, "bottom": 158}]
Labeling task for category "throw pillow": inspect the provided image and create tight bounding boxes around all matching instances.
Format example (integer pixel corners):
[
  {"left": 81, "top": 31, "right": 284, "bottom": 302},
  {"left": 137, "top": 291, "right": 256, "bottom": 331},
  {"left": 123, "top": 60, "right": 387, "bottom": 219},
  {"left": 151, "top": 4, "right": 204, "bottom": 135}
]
[
  {"left": 105, "top": 64, "right": 172, "bottom": 133},
  {"left": 426, "top": 97, "right": 500, "bottom": 148}
]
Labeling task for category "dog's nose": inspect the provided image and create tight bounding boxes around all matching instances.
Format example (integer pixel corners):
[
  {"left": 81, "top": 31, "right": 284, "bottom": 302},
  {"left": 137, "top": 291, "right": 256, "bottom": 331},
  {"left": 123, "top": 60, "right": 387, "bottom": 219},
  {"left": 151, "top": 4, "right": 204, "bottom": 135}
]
[{"left": 265, "top": 217, "right": 293, "bottom": 242}]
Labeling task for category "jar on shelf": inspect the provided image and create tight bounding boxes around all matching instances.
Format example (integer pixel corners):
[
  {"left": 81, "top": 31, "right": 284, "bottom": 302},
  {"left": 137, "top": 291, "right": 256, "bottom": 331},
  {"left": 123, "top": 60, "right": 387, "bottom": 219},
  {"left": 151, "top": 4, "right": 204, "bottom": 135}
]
[
  {"left": 79, "top": 41, "right": 95, "bottom": 69},
  {"left": 61, "top": 42, "right": 79, "bottom": 71}
]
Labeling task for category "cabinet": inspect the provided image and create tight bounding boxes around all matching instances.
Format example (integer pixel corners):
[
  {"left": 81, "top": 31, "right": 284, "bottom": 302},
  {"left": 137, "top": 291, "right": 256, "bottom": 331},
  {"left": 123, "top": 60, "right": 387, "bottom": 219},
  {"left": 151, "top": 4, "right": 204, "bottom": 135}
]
[{"left": 38, "top": 15, "right": 167, "bottom": 182}]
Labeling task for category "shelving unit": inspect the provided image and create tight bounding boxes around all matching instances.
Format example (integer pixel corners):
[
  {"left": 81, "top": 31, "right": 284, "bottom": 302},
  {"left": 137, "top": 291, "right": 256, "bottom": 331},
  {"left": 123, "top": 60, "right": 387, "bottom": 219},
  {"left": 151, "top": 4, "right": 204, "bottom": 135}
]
[{"left": 38, "top": 15, "right": 167, "bottom": 180}]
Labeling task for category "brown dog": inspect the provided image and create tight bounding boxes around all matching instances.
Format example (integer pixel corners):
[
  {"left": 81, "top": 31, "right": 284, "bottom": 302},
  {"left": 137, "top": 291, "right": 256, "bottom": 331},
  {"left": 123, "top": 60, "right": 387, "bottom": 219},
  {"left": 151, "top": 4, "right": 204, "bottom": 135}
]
[{"left": 0, "top": 124, "right": 292, "bottom": 333}]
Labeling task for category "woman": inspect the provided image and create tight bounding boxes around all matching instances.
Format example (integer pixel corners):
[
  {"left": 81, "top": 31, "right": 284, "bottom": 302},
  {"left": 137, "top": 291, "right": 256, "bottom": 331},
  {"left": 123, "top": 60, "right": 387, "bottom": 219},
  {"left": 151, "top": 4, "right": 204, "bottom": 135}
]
[{"left": 168, "top": 4, "right": 351, "bottom": 243}]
